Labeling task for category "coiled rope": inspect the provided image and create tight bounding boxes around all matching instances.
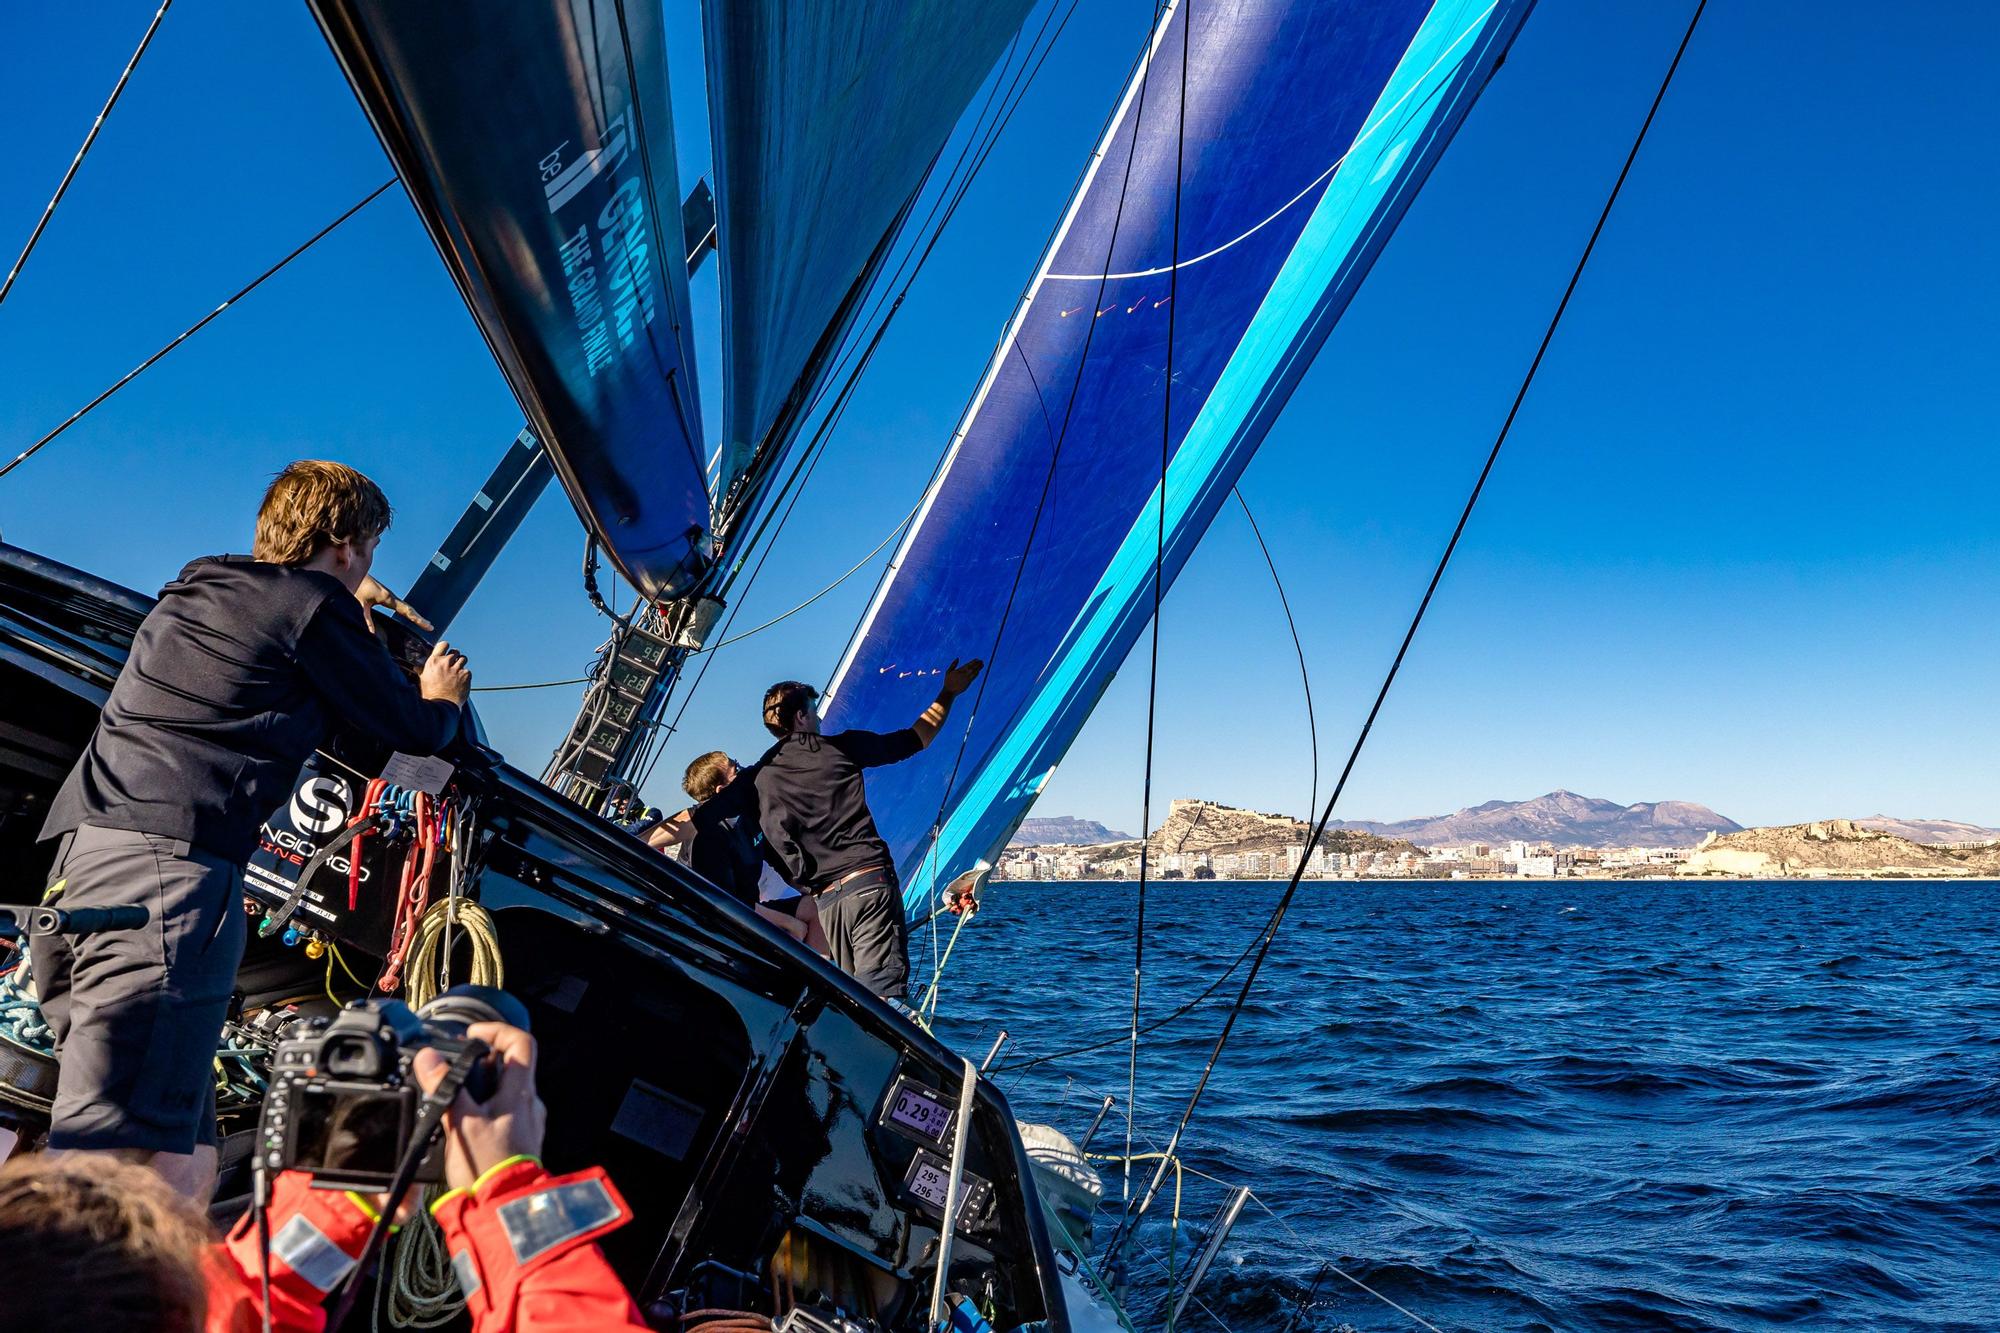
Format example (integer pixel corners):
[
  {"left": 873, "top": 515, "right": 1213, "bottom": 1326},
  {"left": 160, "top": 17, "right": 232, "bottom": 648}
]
[
  {"left": 377, "top": 1190, "right": 463, "bottom": 1331},
  {"left": 0, "top": 956, "right": 52, "bottom": 1054},
  {"left": 401, "top": 898, "right": 503, "bottom": 1011}
]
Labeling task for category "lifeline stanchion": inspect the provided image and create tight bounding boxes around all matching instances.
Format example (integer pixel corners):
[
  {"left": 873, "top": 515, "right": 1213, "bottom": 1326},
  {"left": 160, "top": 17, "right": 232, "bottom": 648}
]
[{"left": 980, "top": 1030, "right": 1009, "bottom": 1072}]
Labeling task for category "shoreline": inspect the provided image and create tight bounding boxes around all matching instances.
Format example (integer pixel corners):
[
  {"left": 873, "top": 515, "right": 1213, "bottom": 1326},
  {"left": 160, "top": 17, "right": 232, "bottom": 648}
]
[{"left": 991, "top": 873, "right": 2000, "bottom": 884}]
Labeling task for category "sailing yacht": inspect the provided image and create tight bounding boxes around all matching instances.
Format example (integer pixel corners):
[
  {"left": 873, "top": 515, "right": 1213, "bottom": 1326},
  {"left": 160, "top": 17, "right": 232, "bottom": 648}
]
[{"left": 1, "top": 1, "right": 1540, "bottom": 1327}]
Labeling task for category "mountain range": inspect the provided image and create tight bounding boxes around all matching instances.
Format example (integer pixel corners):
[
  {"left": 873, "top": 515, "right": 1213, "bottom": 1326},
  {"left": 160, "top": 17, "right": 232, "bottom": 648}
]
[
  {"left": 1326, "top": 790, "right": 1739, "bottom": 848},
  {"left": 1850, "top": 816, "right": 2000, "bottom": 844},
  {"left": 1011, "top": 816, "right": 1133, "bottom": 846},
  {"left": 1019, "top": 792, "right": 1998, "bottom": 852}
]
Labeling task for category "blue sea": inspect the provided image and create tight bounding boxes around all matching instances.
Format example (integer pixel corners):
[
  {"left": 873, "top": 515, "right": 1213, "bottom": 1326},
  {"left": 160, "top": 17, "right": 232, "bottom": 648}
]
[{"left": 929, "top": 880, "right": 1999, "bottom": 1332}]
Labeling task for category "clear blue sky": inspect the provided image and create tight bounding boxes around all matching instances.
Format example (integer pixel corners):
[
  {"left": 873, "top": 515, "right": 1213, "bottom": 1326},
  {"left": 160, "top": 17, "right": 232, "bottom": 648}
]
[{"left": 3, "top": 2, "right": 1995, "bottom": 833}]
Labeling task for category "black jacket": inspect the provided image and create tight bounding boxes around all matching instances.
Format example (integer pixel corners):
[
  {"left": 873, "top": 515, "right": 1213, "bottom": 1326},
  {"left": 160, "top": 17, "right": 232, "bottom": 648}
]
[
  {"left": 42, "top": 556, "right": 462, "bottom": 862},
  {"left": 752, "top": 729, "right": 921, "bottom": 892}
]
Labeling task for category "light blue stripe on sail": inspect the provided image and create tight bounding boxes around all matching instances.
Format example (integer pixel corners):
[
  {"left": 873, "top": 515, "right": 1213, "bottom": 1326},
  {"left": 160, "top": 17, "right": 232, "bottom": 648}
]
[{"left": 902, "top": 0, "right": 1508, "bottom": 911}]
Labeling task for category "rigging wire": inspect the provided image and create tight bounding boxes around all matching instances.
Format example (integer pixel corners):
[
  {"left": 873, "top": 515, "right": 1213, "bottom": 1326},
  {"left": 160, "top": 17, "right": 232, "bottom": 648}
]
[
  {"left": 1104, "top": 0, "right": 1711, "bottom": 1258},
  {"left": 1129, "top": 0, "right": 1193, "bottom": 1225},
  {"left": 693, "top": 499, "right": 920, "bottom": 656},
  {"left": 989, "top": 489, "right": 1318, "bottom": 1078},
  {"left": 1235, "top": 486, "right": 1318, "bottom": 817},
  {"left": 0, "top": 179, "right": 398, "bottom": 483},
  {"left": 471, "top": 677, "right": 591, "bottom": 693},
  {"left": 0, "top": 0, "right": 173, "bottom": 309},
  {"left": 711, "top": 0, "right": 1081, "bottom": 556},
  {"left": 640, "top": 302, "right": 904, "bottom": 778}
]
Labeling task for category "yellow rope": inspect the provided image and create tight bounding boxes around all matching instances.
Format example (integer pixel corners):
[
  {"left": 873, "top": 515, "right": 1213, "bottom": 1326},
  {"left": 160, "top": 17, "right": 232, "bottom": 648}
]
[{"left": 403, "top": 899, "right": 503, "bottom": 1010}]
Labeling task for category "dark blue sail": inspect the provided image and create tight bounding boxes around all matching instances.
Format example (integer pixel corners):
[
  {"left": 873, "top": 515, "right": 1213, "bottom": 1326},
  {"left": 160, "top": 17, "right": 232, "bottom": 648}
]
[
  {"left": 821, "top": 0, "right": 1536, "bottom": 916},
  {"left": 703, "top": 0, "right": 1037, "bottom": 522},
  {"left": 308, "top": 0, "right": 711, "bottom": 600}
]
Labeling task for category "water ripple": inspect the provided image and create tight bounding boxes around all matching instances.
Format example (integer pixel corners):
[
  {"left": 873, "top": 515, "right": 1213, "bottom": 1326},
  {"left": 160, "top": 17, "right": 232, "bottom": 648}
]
[{"left": 935, "top": 879, "right": 2000, "bottom": 1331}]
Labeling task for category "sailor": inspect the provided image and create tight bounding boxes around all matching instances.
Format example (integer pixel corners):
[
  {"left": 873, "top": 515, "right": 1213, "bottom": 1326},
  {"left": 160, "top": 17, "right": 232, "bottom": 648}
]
[
  {"left": 752, "top": 661, "right": 982, "bottom": 1003},
  {"left": 0, "top": 1021, "right": 651, "bottom": 1333},
  {"left": 673, "top": 751, "right": 829, "bottom": 954},
  {"left": 32, "top": 460, "right": 470, "bottom": 1200}
]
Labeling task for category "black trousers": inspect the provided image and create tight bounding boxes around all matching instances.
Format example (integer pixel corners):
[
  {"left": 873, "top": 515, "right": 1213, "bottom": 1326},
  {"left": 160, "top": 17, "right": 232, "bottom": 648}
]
[{"left": 815, "top": 866, "right": 908, "bottom": 1001}]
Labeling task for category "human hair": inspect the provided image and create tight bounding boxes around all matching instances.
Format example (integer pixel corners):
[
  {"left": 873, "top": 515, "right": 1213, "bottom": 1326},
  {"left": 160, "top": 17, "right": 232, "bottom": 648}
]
[
  {"left": 252, "top": 459, "right": 393, "bottom": 565},
  {"left": 683, "top": 751, "right": 734, "bottom": 801},
  {"left": 0, "top": 1154, "right": 211, "bottom": 1332},
  {"left": 762, "top": 681, "right": 818, "bottom": 738}
]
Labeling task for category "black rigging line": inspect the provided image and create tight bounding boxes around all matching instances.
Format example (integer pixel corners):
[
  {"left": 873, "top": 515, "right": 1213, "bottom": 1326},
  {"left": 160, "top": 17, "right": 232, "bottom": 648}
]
[
  {"left": 1236, "top": 486, "right": 1318, "bottom": 817},
  {"left": 0, "top": 0, "right": 173, "bottom": 308},
  {"left": 1129, "top": 0, "right": 1192, "bottom": 1214},
  {"left": 0, "top": 180, "right": 397, "bottom": 483},
  {"left": 993, "top": 487, "right": 1317, "bottom": 1078},
  {"left": 1105, "top": 0, "right": 1712, "bottom": 1258},
  {"left": 472, "top": 677, "right": 591, "bottom": 693},
  {"left": 911, "top": 2, "right": 1172, "bottom": 915}
]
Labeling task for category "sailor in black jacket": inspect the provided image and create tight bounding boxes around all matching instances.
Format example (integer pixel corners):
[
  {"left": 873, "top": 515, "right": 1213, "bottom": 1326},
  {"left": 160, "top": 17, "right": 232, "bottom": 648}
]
[{"left": 33, "top": 461, "right": 469, "bottom": 1199}]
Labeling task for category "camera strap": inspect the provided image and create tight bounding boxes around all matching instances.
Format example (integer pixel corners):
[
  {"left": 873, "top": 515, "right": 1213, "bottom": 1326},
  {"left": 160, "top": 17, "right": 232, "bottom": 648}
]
[{"left": 320, "top": 1038, "right": 489, "bottom": 1330}]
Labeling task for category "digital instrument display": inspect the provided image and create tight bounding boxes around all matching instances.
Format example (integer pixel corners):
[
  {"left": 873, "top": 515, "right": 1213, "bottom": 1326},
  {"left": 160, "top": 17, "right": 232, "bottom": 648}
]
[
  {"left": 901, "top": 1149, "right": 993, "bottom": 1230},
  {"left": 887, "top": 1081, "right": 954, "bottom": 1145},
  {"left": 907, "top": 1156, "right": 953, "bottom": 1211}
]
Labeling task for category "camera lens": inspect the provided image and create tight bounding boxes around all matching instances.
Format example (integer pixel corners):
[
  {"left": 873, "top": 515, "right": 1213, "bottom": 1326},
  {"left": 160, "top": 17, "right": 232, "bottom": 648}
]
[{"left": 417, "top": 984, "right": 530, "bottom": 1035}]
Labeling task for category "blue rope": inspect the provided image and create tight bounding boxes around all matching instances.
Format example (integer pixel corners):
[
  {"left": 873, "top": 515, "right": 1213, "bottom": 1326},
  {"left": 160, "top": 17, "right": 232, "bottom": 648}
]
[{"left": 0, "top": 958, "right": 53, "bottom": 1054}]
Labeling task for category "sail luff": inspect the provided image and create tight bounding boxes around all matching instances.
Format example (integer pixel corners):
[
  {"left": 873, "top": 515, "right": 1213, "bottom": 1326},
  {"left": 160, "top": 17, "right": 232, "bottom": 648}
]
[{"left": 823, "top": 1, "right": 1188, "bottom": 708}]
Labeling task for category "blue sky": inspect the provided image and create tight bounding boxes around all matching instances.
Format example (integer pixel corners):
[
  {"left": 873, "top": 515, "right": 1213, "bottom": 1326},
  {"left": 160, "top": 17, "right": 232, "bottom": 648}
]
[{"left": 2, "top": 2, "right": 1994, "bottom": 833}]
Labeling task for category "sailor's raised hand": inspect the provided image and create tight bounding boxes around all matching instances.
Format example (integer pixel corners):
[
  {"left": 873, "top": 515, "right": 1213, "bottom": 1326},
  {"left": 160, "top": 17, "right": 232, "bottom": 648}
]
[
  {"left": 355, "top": 575, "right": 433, "bottom": 633},
  {"left": 421, "top": 640, "right": 472, "bottom": 705},
  {"left": 942, "top": 658, "right": 984, "bottom": 697}
]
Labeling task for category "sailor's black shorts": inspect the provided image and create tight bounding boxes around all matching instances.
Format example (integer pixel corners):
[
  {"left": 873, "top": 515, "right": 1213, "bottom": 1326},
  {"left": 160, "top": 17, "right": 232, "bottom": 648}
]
[
  {"left": 31, "top": 824, "right": 245, "bottom": 1154},
  {"left": 815, "top": 866, "right": 908, "bottom": 1002}
]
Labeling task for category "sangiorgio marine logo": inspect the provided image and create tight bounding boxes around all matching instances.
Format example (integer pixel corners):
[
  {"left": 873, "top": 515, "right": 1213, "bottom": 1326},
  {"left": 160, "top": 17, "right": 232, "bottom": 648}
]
[{"left": 289, "top": 774, "right": 353, "bottom": 836}]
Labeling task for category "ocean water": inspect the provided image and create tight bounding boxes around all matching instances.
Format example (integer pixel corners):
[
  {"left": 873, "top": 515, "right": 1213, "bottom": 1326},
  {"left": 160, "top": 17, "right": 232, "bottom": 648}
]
[{"left": 927, "top": 880, "right": 1999, "bottom": 1332}]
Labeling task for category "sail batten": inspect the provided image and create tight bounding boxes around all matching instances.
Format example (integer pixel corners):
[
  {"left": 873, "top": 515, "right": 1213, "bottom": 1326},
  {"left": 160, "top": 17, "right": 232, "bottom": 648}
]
[{"left": 821, "top": 0, "right": 1536, "bottom": 917}]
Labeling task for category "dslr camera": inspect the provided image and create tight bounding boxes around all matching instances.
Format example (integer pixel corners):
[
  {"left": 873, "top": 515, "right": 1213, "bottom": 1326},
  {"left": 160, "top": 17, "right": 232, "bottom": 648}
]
[{"left": 257, "top": 985, "right": 529, "bottom": 1192}]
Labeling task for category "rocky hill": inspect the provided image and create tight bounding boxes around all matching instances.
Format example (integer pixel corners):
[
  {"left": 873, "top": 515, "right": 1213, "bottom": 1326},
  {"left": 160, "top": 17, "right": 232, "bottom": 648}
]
[
  {"left": 1681, "top": 819, "right": 2000, "bottom": 878},
  {"left": 1850, "top": 815, "right": 2000, "bottom": 844},
  {"left": 1010, "top": 816, "right": 1133, "bottom": 846},
  {"left": 1142, "top": 798, "right": 1416, "bottom": 858},
  {"left": 1328, "top": 790, "right": 1739, "bottom": 849}
]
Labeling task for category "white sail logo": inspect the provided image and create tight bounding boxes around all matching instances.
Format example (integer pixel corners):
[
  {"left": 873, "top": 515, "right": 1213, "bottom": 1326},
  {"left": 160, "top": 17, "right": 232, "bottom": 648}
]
[
  {"left": 540, "top": 110, "right": 659, "bottom": 378},
  {"left": 289, "top": 775, "right": 353, "bottom": 836}
]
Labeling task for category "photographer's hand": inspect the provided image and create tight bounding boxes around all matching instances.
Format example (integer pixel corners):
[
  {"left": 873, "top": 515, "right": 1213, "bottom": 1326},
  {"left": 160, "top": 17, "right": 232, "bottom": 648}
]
[{"left": 413, "top": 1022, "right": 548, "bottom": 1190}]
